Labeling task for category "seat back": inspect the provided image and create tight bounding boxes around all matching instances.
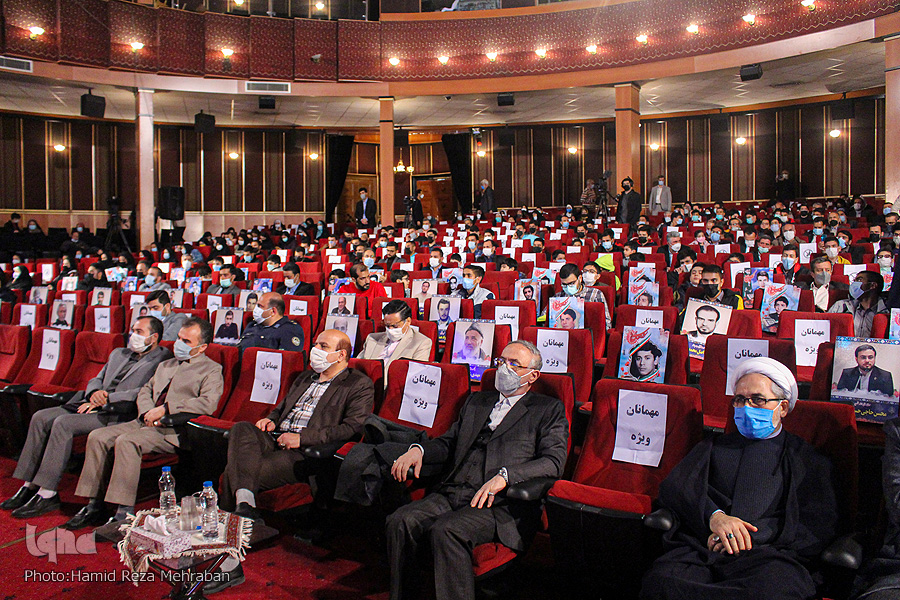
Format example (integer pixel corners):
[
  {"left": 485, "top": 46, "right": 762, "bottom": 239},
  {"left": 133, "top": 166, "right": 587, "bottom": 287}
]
[
  {"left": 521, "top": 327, "right": 594, "bottom": 406},
  {"left": 0, "top": 324, "right": 30, "bottom": 382},
  {"left": 217, "top": 348, "right": 308, "bottom": 423},
  {"left": 13, "top": 303, "right": 49, "bottom": 329},
  {"left": 85, "top": 305, "right": 126, "bottom": 334},
  {"left": 348, "top": 357, "right": 386, "bottom": 413},
  {"left": 480, "top": 300, "right": 538, "bottom": 340},
  {"left": 776, "top": 311, "right": 855, "bottom": 341},
  {"left": 614, "top": 305, "right": 679, "bottom": 331},
  {"left": 88, "top": 288, "right": 120, "bottom": 306},
  {"left": 195, "top": 293, "right": 234, "bottom": 311},
  {"left": 121, "top": 291, "right": 149, "bottom": 309},
  {"left": 55, "top": 290, "right": 88, "bottom": 306},
  {"left": 380, "top": 361, "right": 471, "bottom": 438},
  {"left": 59, "top": 332, "right": 125, "bottom": 390},
  {"left": 440, "top": 322, "right": 512, "bottom": 370},
  {"left": 13, "top": 327, "right": 78, "bottom": 386},
  {"left": 871, "top": 313, "right": 889, "bottom": 339},
  {"left": 573, "top": 379, "right": 703, "bottom": 498},
  {"left": 283, "top": 295, "right": 320, "bottom": 332},
  {"left": 602, "top": 331, "right": 689, "bottom": 386},
  {"left": 204, "top": 344, "right": 241, "bottom": 417},
  {"left": 583, "top": 301, "right": 609, "bottom": 361}
]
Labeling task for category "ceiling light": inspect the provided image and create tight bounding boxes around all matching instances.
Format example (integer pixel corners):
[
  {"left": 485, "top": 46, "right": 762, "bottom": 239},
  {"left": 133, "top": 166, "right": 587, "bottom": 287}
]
[
  {"left": 228, "top": 152, "right": 240, "bottom": 159},
  {"left": 686, "top": 24, "right": 700, "bottom": 35},
  {"left": 388, "top": 57, "right": 400, "bottom": 66},
  {"left": 735, "top": 137, "right": 747, "bottom": 145},
  {"left": 636, "top": 34, "right": 649, "bottom": 45},
  {"left": 130, "top": 41, "right": 144, "bottom": 51},
  {"left": 829, "top": 129, "right": 842, "bottom": 138},
  {"left": 586, "top": 44, "right": 598, "bottom": 54},
  {"left": 801, "top": 0, "right": 816, "bottom": 9},
  {"left": 53, "top": 144, "right": 66, "bottom": 152},
  {"left": 394, "top": 159, "right": 414, "bottom": 172},
  {"left": 567, "top": 147, "right": 577, "bottom": 154},
  {"left": 221, "top": 48, "right": 234, "bottom": 57},
  {"left": 476, "top": 150, "right": 486, "bottom": 158},
  {"left": 438, "top": 55, "right": 449, "bottom": 65},
  {"left": 29, "top": 26, "right": 44, "bottom": 40},
  {"left": 234, "top": 0, "right": 245, "bottom": 5},
  {"left": 742, "top": 13, "right": 756, "bottom": 25},
  {"left": 649, "top": 143, "right": 660, "bottom": 151},
  {"left": 315, "top": 1, "right": 325, "bottom": 8},
  {"left": 535, "top": 49, "right": 547, "bottom": 58},
  {"left": 308, "top": 153, "right": 319, "bottom": 160},
  {"left": 485, "top": 52, "right": 498, "bottom": 62}
]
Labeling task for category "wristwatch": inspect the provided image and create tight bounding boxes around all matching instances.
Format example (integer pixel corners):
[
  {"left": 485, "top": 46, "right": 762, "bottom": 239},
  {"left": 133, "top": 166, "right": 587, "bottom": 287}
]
[{"left": 498, "top": 467, "right": 509, "bottom": 484}]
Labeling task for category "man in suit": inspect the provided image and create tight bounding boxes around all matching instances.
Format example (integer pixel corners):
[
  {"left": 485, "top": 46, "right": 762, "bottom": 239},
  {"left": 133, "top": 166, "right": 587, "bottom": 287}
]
[
  {"left": 276, "top": 262, "right": 315, "bottom": 296},
  {"left": 138, "top": 266, "right": 171, "bottom": 292},
  {"left": 331, "top": 295, "right": 352, "bottom": 315},
  {"left": 51, "top": 302, "right": 70, "bottom": 328},
  {"left": 1, "top": 317, "right": 171, "bottom": 518},
  {"left": 656, "top": 232, "right": 683, "bottom": 269},
  {"left": 479, "top": 179, "right": 495, "bottom": 214},
  {"left": 387, "top": 340, "right": 569, "bottom": 600},
  {"left": 806, "top": 256, "right": 848, "bottom": 311},
  {"left": 145, "top": 290, "right": 188, "bottom": 341},
  {"left": 648, "top": 175, "right": 672, "bottom": 216},
  {"left": 355, "top": 187, "right": 377, "bottom": 227},
  {"left": 358, "top": 300, "right": 432, "bottom": 387},
  {"left": 206, "top": 264, "right": 242, "bottom": 299},
  {"left": 837, "top": 344, "right": 895, "bottom": 397},
  {"left": 616, "top": 177, "right": 643, "bottom": 228},
  {"left": 66, "top": 317, "right": 224, "bottom": 529}
]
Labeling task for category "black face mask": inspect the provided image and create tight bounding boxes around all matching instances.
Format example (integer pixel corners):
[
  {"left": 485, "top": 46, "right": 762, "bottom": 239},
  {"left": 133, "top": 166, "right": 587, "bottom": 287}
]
[
  {"left": 870, "top": 233, "right": 881, "bottom": 242},
  {"left": 828, "top": 220, "right": 838, "bottom": 228},
  {"left": 800, "top": 211, "right": 809, "bottom": 218},
  {"left": 701, "top": 283, "right": 719, "bottom": 298}
]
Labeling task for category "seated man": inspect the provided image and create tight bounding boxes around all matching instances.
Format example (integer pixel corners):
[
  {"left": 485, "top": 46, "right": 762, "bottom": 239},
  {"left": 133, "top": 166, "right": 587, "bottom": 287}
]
[
  {"left": 336, "top": 262, "right": 388, "bottom": 319},
  {"left": 276, "top": 262, "right": 315, "bottom": 296},
  {"left": 206, "top": 264, "right": 242, "bottom": 299},
  {"left": 387, "top": 340, "right": 569, "bottom": 600},
  {"left": 139, "top": 266, "right": 171, "bottom": 292},
  {"left": 358, "top": 300, "right": 432, "bottom": 386},
  {"left": 829, "top": 270, "right": 888, "bottom": 338},
  {"left": 641, "top": 357, "right": 837, "bottom": 600},
  {"left": 145, "top": 290, "right": 188, "bottom": 341},
  {"left": 238, "top": 292, "right": 305, "bottom": 353},
  {"left": 452, "top": 264, "right": 495, "bottom": 319},
  {"left": 697, "top": 264, "right": 744, "bottom": 310},
  {"left": 807, "top": 255, "right": 847, "bottom": 311},
  {"left": 65, "top": 317, "right": 224, "bottom": 529},
  {"left": 556, "top": 263, "right": 611, "bottom": 329},
  {"left": 1, "top": 317, "right": 171, "bottom": 518}
]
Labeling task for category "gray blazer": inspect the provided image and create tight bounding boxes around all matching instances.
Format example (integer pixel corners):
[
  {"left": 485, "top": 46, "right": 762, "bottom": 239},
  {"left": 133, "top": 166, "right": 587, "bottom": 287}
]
[
  {"left": 206, "top": 284, "right": 241, "bottom": 299},
  {"left": 64, "top": 345, "right": 173, "bottom": 421},
  {"left": 161, "top": 312, "right": 188, "bottom": 341},
  {"left": 649, "top": 184, "right": 673, "bottom": 215}
]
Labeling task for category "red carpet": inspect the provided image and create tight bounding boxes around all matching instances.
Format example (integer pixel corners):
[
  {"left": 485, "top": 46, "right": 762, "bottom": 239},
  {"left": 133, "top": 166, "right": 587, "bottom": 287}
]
[{"left": 0, "top": 456, "right": 560, "bottom": 600}]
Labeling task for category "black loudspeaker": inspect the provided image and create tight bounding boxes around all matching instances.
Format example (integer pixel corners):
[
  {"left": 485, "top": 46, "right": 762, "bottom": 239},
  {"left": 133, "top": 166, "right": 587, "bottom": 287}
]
[
  {"left": 831, "top": 99, "right": 855, "bottom": 121},
  {"left": 194, "top": 112, "right": 216, "bottom": 134},
  {"left": 498, "top": 130, "right": 516, "bottom": 147},
  {"left": 258, "top": 96, "right": 276, "bottom": 110},
  {"left": 80, "top": 93, "right": 106, "bottom": 118},
  {"left": 739, "top": 63, "right": 763, "bottom": 82},
  {"left": 497, "top": 92, "right": 515, "bottom": 107},
  {"left": 394, "top": 129, "right": 409, "bottom": 146},
  {"left": 158, "top": 187, "right": 185, "bottom": 221}
]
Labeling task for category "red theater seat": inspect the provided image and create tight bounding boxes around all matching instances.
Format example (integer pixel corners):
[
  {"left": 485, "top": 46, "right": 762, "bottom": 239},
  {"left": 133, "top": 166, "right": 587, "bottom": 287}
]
[
  {"left": 775, "top": 311, "right": 854, "bottom": 383},
  {"left": 84, "top": 305, "right": 125, "bottom": 334},
  {"left": 520, "top": 327, "right": 594, "bottom": 407},
  {"left": 614, "top": 305, "right": 679, "bottom": 331},
  {"left": 0, "top": 325, "right": 30, "bottom": 383},
  {"left": 601, "top": 330, "right": 689, "bottom": 386},
  {"left": 481, "top": 300, "right": 538, "bottom": 339}
]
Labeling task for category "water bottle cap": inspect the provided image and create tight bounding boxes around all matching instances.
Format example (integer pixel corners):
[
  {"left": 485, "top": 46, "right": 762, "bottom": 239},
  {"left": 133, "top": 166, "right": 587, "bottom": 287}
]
[
  {"left": 162, "top": 466, "right": 171, "bottom": 472},
  {"left": 203, "top": 481, "right": 213, "bottom": 487}
]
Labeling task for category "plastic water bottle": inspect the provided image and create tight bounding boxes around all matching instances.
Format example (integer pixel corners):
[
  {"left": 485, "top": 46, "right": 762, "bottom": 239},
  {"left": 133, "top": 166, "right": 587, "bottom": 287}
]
[
  {"left": 158, "top": 466, "right": 177, "bottom": 523},
  {"left": 200, "top": 481, "right": 219, "bottom": 539}
]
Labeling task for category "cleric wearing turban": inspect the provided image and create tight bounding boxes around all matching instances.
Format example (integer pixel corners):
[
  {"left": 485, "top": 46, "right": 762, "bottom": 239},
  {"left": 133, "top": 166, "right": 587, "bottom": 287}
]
[{"left": 641, "top": 357, "right": 839, "bottom": 600}]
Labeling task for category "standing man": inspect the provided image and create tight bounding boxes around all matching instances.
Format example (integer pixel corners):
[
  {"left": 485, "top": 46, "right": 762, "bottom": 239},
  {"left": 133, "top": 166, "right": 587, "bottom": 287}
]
[
  {"left": 774, "top": 169, "right": 795, "bottom": 204},
  {"left": 479, "top": 179, "right": 495, "bottom": 214},
  {"left": 580, "top": 179, "right": 597, "bottom": 219},
  {"left": 616, "top": 177, "right": 643, "bottom": 229},
  {"left": 355, "top": 187, "right": 377, "bottom": 228},
  {"left": 649, "top": 175, "right": 672, "bottom": 217}
]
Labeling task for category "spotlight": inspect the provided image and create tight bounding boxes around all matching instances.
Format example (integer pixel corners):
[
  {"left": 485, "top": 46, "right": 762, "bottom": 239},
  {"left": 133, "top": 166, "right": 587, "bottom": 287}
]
[
  {"left": 801, "top": 0, "right": 816, "bottom": 10},
  {"left": 742, "top": 13, "right": 756, "bottom": 25},
  {"left": 586, "top": 44, "right": 598, "bottom": 54},
  {"left": 130, "top": 41, "right": 144, "bottom": 52},
  {"left": 228, "top": 152, "right": 240, "bottom": 159},
  {"left": 735, "top": 137, "right": 747, "bottom": 145},
  {"left": 308, "top": 153, "right": 319, "bottom": 160},
  {"left": 636, "top": 34, "right": 649, "bottom": 45},
  {"left": 388, "top": 57, "right": 400, "bottom": 66},
  {"left": 486, "top": 52, "right": 498, "bottom": 62},
  {"left": 535, "top": 49, "right": 547, "bottom": 58},
  {"left": 53, "top": 144, "right": 66, "bottom": 152},
  {"left": 686, "top": 24, "right": 700, "bottom": 34},
  {"left": 649, "top": 143, "right": 660, "bottom": 151},
  {"left": 438, "top": 55, "right": 449, "bottom": 65},
  {"left": 234, "top": 0, "right": 245, "bottom": 5},
  {"left": 476, "top": 150, "right": 486, "bottom": 158},
  {"left": 829, "top": 129, "right": 841, "bottom": 138},
  {"left": 221, "top": 48, "right": 234, "bottom": 57},
  {"left": 567, "top": 147, "right": 577, "bottom": 154},
  {"left": 29, "top": 26, "right": 45, "bottom": 40},
  {"left": 315, "top": 1, "right": 325, "bottom": 8}
]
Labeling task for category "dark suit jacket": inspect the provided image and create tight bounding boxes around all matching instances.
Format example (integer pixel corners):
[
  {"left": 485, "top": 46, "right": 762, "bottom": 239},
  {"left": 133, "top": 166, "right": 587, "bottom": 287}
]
[
  {"left": 276, "top": 281, "right": 315, "bottom": 296},
  {"left": 420, "top": 390, "right": 569, "bottom": 551},
  {"left": 267, "top": 367, "right": 374, "bottom": 447},
  {"left": 480, "top": 187, "right": 495, "bottom": 213},
  {"left": 355, "top": 199, "right": 377, "bottom": 226},
  {"left": 837, "top": 365, "right": 895, "bottom": 397},
  {"left": 617, "top": 190, "right": 643, "bottom": 227}
]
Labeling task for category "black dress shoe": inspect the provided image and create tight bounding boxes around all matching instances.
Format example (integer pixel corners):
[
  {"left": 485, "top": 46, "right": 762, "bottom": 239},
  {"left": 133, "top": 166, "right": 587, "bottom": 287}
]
[
  {"left": 11, "top": 494, "right": 60, "bottom": 519},
  {"left": 203, "top": 563, "right": 245, "bottom": 595},
  {"left": 233, "top": 503, "right": 263, "bottom": 522},
  {"left": 1, "top": 486, "right": 37, "bottom": 510},
  {"left": 62, "top": 503, "right": 107, "bottom": 531}
]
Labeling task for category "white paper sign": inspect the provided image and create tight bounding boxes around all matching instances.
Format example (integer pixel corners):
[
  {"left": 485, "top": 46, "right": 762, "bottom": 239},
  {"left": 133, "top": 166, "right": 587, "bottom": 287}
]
[
  {"left": 795, "top": 319, "right": 830, "bottom": 367},
  {"left": 38, "top": 328, "right": 61, "bottom": 371},
  {"left": 328, "top": 255, "right": 343, "bottom": 264},
  {"left": 768, "top": 253, "right": 783, "bottom": 270},
  {"left": 19, "top": 304, "right": 36, "bottom": 328},
  {"left": 397, "top": 362, "right": 442, "bottom": 428},
  {"left": 729, "top": 262, "right": 751, "bottom": 288},
  {"left": 510, "top": 239, "right": 524, "bottom": 249},
  {"left": 249, "top": 351, "right": 282, "bottom": 405},
  {"left": 714, "top": 244, "right": 732, "bottom": 256},
  {"left": 494, "top": 306, "right": 520, "bottom": 340},
  {"left": 129, "top": 294, "right": 147, "bottom": 307},
  {"left": 843, "top": 264, "right": 867, "bottom": 280},
  {"left": 41, "top": 263, "right": 54, "bottom": 282},
  {"left": 726, "top": 339, "right": 770, "bottom": 394},
  {"left": 95, "top": 307, "right": 111, "bottom": 334},
  {"left": 206, "top": 296, "right": 223, "bottom": 311},
  {"left": 612, "top": 389, "right": 668, "bottom": 467},
  {"left": 535, "top": 329, "right": 568, "bottom": 373},
  {"left": 799, "top": 243, "right": 816, "bottom": 264},
  {"left": 635, "top": 309, "right": 663, "bottom": 329},
  {"left": 289, "top": 299, "right": 308, "bottom": 316},
  {"left": 325, "top": 248, "right": 338, "bottom": 256}
]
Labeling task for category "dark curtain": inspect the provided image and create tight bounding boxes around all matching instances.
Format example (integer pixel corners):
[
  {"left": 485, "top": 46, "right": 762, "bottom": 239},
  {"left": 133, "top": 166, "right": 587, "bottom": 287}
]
[
  {"left": 442, "top": 133, "right": 473, "bottom": 213},
  {"left": 325, "top": 134, "right": 355, "bottom": 223}
]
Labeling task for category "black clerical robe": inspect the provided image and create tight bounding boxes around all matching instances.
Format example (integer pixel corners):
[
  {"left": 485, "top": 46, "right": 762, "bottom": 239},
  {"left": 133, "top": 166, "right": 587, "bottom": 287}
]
[{"left": 641, "top": 431, "right": 838, "bottom": 600}]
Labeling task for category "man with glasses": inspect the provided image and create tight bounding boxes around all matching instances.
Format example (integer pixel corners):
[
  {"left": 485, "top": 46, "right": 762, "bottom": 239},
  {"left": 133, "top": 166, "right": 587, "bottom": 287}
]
[
  {"left": 387, "top": 340, "right": 568, "bottom": 600},
  {"left": 556, "top": 263, "right": 611, "bottom": 329},
  {"left": 358, "top": 300, "right": 432, "bottom": 387},
  {"left": 641, "top": 357, "right": 838, "bottom": 600}
]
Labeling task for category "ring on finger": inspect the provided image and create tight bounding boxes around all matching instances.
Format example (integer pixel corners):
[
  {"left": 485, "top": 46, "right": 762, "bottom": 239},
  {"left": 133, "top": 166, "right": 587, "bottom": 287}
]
[
  {"left": 488, "top": 492, "right": 494, "bottom": 496},
  {"left": 726, "top": 533, "right": 734, "bottom": 540},
  {"left": 713, "top": 535, "right": 720, "bottom": 543}
]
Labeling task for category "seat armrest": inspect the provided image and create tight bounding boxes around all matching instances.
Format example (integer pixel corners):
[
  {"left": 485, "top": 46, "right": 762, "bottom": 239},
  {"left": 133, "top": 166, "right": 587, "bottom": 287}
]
[
  {"left": 27, "top": 390, "right": 78, "bottom": 404},
  {"left": 1, "top": 384, "right": 33, "bottom": 395},
  {"left": 643, "top": 508, "right": 675, "bottom": 531},
  {"left": 186, "top": 415, "right": 236, "bottom": 436},
  {"left": 303, "top": 440, "right": 346, "bottom": 460},
  {"left": 821, "top": 533, "right": 864, "bottom": 571},
  {"left": 507, "top": 477, "right": 557, "bottom": 502},
  {"left": 160, "top": 412, "right": 203, "bottom": 427}
]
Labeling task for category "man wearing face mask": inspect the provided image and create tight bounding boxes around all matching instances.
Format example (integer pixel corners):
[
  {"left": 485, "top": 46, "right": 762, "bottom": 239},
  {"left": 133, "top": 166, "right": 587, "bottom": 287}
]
[
  {"left": 475, "top": 239, "right": 502, "bottom": 266},
  {"left": 775, "top": 247, "right": 809, "bottom": 287},
  {"left": 648, "top": 175, "right": 672, "bottom": 217},
  {"left": 206, "top": 264, "right": 242, "bottom": 299},
  {"left": 145, "top": 290, "right": 188, "bottom": 341},
  {"left": 426, "top": 248, "right": 445, "bottom": 279},
  {"left": 358, "top": 300, "right": 432, "bottom": 387},
  {"left": 139, "top": 266, "right": 171, "bottom": 292},
  {"left": 68, "top": 318, "right": 223, "bottom": 529},
  {"left": 774, "top": 169, "right": 795, "bottom": 204},
  {"left": 829, "top": 271, "right": 888, "bottom": 338},
  {"left": 239, "top": 292, "right": 305, "bottom": 353},
  {"left": 355, "top": 187, "right": 377, "bottom": 227},
  {"left": 599, "top": 230, "right": 624, "bottom": 254},
  {"left": 774, "top": 223, "right": 797, "bottom": 247},
  {"left": 696, "top": 265, "right": 743, "bottom": 310},
  {"left": 555, "top": 263, "right": 611, "bottom": 329},
  {"left": 641, "top": 358, "right": 837, "bottom": 600},
  {"left": 387, "top": 340, "right": 568, "bottom": 600},
  {"left": 657, "top": 232, "right": 683, "bottom": 269},
  {"left": 336, "top": 263, "right": 388, "bottom": 319},
  {"left": 805, "top": 256, "right": 846, "bottom": 312},
  {"left": 452, "top": 265, "right": 495, "bottom": 319},
  {"left": 821, "top": 236, "right": 849, "bottom": 265},
  {"left": 616, "top": 177, "right": 643, "bottom": 229},
  {"left": 3, "top": 317, "right": 170, "bottom": 520},
  {"left": 276, "top": 262, "right": 315, "bottom": 296},
  {"left": 2, "top": 211, "right": 21, "bottom": 233}
]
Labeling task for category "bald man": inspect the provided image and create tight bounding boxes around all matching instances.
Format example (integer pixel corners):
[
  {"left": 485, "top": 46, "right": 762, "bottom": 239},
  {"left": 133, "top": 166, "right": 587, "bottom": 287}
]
[{"left": 238, "top": 291, "right": 305, "bottom": 353}]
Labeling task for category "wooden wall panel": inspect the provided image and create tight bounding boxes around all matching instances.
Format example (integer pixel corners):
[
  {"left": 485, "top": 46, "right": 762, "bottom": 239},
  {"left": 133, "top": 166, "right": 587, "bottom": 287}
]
[
  {"left": 687, "top": 119, "right": 709, "bottom": 205},
  {"left": 243, "top": 129, "right": 264, "bottom": 212},
  {"left": 355, "top": 143, "right": 377, "bottom": 174},
  {"left": 0, "top": 117, "right": 23, "bottom": 210},
  {"left": 22, "top": 119, "right": 47, "bottom": 210},
  {"left": 731, "top": 115, "right": 754, "bottom": 202},
  {"left": 432, "top": 142, "right": 450, "bottom": 174},
  {"left": 776, "top": 109, "right": 800, "bottom": 191},
  {"left": 47, "top": 121, "right": 69, "bottom": 211},
  {"left": 512, "top": 129, "right": 533, "bottom": 206},
  {"left": 116, "top": 123, "right": 137, "bottom": 211},
  {"left": 876, "top": 99, "right": 885, "bottom": 196},
  {"left": 223, "top": 131, "right": 243, "bottom": 212},
  {"left": 603, "top": 124, "right": 616, "bottom": 197},
  {"left": 70, "top": 121, "right": 93, "bottom": 211},
  {"left": 532, "top": 128, "right": 552, "bottom": 208},
  {"left": 285, "top": 138, "right": 304, "bottom": 211},
  {"left": 493, "top": 138, "right": 513, "bottom": 209},
  {"left": 304, "top": 132, "right": 324, "bottom": 212},
  {"left": 799, "top": 106, "right": 825, "bottom": 198},
  {"left": 94, "top": 123, "right": 113, "bottom": 211},
  {"left": 666, "top": 119, "right": 687, "bottom": 206},
  {"left": 564, "top": 127, "right": 584, "bottom": 208},
  {"left": 157, "top": 127, "right": 181, "bottom": 189},
  {"left": 202, "top": 131, "right": 223, "bottom": 212},
  {"left": 825, "top": 106, "right": 850, "bottom": 197},
  {"left": 264, "top": 131, "right": 285, "bottom": 213},
  {"left": 642, "top": 122, "right": 666, "bottom": 197},
  {"left": 850, "top": 99, "right": 876, "bottom": 197},
  {"left": 181, "top": 130, "right": 201, "bottom": 212},
  {"left": 754, "top": 111, "right": 777, "bottom": 201},
  {"left": 709, "top": 116, "right": 730, "bottom": 203}
]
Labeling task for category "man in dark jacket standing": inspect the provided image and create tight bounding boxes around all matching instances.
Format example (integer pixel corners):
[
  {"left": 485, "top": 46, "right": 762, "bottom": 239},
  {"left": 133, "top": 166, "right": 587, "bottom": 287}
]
[{"left": 617, "top": 177, "right": 643, "bottom": 228}]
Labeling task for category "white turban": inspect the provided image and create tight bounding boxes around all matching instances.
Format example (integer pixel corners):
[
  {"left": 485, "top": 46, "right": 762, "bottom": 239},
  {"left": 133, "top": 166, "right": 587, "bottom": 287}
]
[{"left": 731, "top": 357, "right": 798, "bottom": 411}]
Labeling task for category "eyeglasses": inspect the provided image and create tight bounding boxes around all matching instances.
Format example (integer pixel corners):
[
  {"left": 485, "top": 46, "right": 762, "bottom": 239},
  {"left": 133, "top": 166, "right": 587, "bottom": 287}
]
[
  {"left": 495, "top": 356, "right": 530, "bottom": 371},
  {"left": 731, "top": 394, "right": 783, "bottom": 408}
]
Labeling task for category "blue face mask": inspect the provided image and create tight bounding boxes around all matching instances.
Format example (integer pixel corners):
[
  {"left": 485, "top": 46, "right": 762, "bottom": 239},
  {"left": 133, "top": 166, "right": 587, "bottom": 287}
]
[
  {"left": 363, "top": 257, "right": 375, "bottom": 268},
  {"left": 733, "top": 405, "right": 777, "bottom": 439},
  {"left": 691, "top": 215, "right": 700, "bottom": 222},
  {"left": 145, "top": 274, "right": 155, "bottom": 286},
  {"left": 602, "top": 241, "right": 613, "bottom": 251},
  {"left": 173, "top": 339, "right": 196, "bottom": 362},
  {"left": 562, "top": 283, "right": 578, "bottom": 296},
  {"left": 148, "top": 309, "right": 163, "bottom": 320},
  {"left": 885, "top": 207, "right": 893, "bottom": 215},
  {"left": 462, "top": 277, "right": 476, "bottom": 291},
  {"left": 561, "top": 222, "right": 569, "bottom": 229},
  {"left": 710, "top": 232, "right": 721, "bottom": 243},
  {"left": 849, "top": 281, "right": 866, "bottom": 300},
  {"left": 746, "top": 217, "right": 754, "bottom": 224},
  {"left": 838, "top": 238, "right": 847, "bottom": 249},
  {"left": 782, "top": 256, "right": 796, "bottom": 270},
  {"left": 813, "top": 228, "right": 824, "bottom": 236}
]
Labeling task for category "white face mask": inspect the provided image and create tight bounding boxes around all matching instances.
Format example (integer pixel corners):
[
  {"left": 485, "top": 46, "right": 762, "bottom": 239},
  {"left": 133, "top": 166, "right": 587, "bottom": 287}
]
[
  {"left": 252, "top": 305, "right": 268, "bottom": 324},
  {"left": 429, "top": 257, "right": 441, "bottom": 269},
  {"left": 581, "top": 272, "right": 597, "bottom": 286},
  {"left": 824, "top": 247, "right": 839, "bottom": 260},
  {"left": 783, "top": 230, "right": 795, "bottom": 241},
  {"left": 878, "top": 257, "right": 894, "bottom": 270},
  {"left": 128, "top": 332, "right": 151, "bottom": 353},
  {"left": 670, "top": 242, "right": 682, "bottom": 253},
  {"left": 386, "top": 323, "right": 406, "bottom": 342},
  {"left": 310, "top": 347, "right": 338, "bottom": 373}
]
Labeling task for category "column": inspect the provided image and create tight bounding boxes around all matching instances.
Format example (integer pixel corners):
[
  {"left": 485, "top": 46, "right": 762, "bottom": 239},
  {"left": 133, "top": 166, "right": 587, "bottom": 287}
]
[
  {"left": 135, "top": 89, "right": 155, "bottom": 250},
  {"left": 615, "top": 83, "right": 642, "bottom": 192},
  {"left": 886, "top": 37, "right": 900, "bottom": 206},
  {"left": 379, "top": 97, "right": 395, "bottom": 226}
]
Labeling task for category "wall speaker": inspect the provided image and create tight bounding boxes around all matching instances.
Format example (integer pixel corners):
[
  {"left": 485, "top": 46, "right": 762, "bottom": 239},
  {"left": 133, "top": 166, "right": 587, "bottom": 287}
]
[
  {"left": 497, "top": 92, "right": 515, "bottom": 107},
  {"left": 258, "top": 96, "right": 276, "bottom": 110},
  {"left": 157, "top": 186, "right": 185, "bottom": 221},
  {"left": 831, "top": 99, "right": 855, "bottom": 121},
  {"left": 194, "top": 112, "right": 216, "bottom": 135},
  {"left": 739, "top": 64, "right": 763, "bottom": 82},
  {"left": 394, "top": 129, "right": 409, "bottom": 146},
  {"left": 498, "top": 130, "right": 516, "bottom": 147},
  {"left": 80, "top": 93, "right": 106, "bottom": 118}
]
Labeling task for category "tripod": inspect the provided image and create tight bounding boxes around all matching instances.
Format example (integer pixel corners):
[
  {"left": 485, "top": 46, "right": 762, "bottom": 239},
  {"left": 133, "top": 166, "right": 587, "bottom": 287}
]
[{"left": 104, "top": 213, "right": 131, "bottom": 253}]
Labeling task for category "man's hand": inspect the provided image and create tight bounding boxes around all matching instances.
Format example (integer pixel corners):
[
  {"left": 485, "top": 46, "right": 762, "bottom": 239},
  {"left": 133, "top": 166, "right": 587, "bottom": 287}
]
[
  {"left": 391, "top": 447, "right": 423, "bottom": 482},
  {"left": 471, "top": 475, "right": 507, "bottom": 509},
  {"left": 89, "top": 390, "right": 109, "bottom": 406},
  {"left": 143, "top": 405, "right": 167, "bottom": 427},
  {"left": 256, "top": 418, "right": 275, "bottom": 432},
  {"left": 707, "top": 533, "right": 728, "bottom": 553},
  {"left": 275, "top": 432, "right": 300, "bottom": 449},
  {"left": 361, "top": 218, "right": 368, "bottom": 225},
  {"left": 76, "top": 402, "right": 96, "bottom": 414},
  {"left": 709, "top": 511, "right": 758, "bottom": 555}
]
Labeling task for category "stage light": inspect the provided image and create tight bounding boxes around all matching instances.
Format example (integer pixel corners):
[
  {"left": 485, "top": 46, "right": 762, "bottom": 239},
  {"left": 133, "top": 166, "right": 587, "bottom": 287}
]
[
  {"left": 535, "top": 49, "right": 547, "bottom": 58},
  {"left": 586, "top": 44, "right": 598, "bottom": 54},
  {"left": 130, "top": 41, "right": 144, "bottom": 52},
  {"left": 228, "top": 152, "right": 239, "bottom": 159},
  {"left": 686, "top": 24, "right": 700, "bottom": 35},
  {"left": 735, "top": 137, "right": 747, "bottom": 145},
  {"left": 308, "top": 153, "right": 319, "bottom": 160},
  {"left": 388, "top": 57, "right": 400, "bottom": 66},
  {"left": 53, "top": 144, "right": 66, "bottom": 152},
  {"left": 636, "top": 34, "right": 649, "bottom": 45},
  {"left": 438, "top": 55, "right": 449, "bottom": 65},
  {"left": 221, "top": 48, "right": 234, "bottom": 57},
  {"left": 829, "top": 129, "right": 841, "bottom": 138},
  {"left": 486, "top": 52, "right": 498, "bottom": 62},
  {"left": 743, "top": 13, "right": 756, "bottom": 25},
  {"left": 649, "top": 143, "right": 660, "bottom": 151},
  {"left": 29, "top": 26, "right": 44, "bottom": 40}
]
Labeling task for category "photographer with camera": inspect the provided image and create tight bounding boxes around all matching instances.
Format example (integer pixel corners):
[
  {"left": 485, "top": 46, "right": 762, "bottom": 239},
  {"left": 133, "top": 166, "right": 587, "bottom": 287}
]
[{"left": 580, "top": 179, "right": 597, "bottom": 220}]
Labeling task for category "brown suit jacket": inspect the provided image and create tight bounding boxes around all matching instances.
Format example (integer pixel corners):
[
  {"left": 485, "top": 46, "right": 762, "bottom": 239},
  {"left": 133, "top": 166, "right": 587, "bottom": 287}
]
[{"left": 267, "top": 367, "right": 374, "bottom": 447}]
